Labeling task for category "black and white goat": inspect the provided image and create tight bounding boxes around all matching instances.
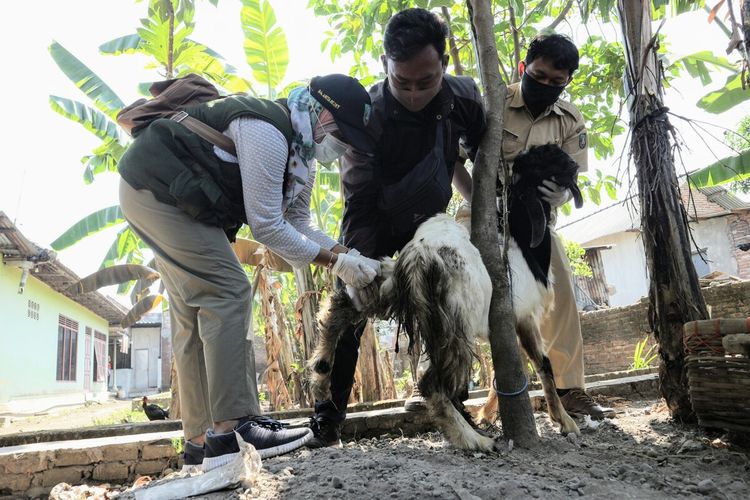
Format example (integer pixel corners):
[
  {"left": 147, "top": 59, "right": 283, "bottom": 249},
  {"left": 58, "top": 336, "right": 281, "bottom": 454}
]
[{"left": 309, "top": 144, "right": 583, "bottom": 450}]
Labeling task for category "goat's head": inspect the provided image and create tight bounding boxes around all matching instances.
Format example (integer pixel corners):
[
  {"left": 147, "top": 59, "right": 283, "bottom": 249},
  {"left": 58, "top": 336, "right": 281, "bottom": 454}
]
[{"left": 509, "top": 144, "right": 583, "bottom": 248}]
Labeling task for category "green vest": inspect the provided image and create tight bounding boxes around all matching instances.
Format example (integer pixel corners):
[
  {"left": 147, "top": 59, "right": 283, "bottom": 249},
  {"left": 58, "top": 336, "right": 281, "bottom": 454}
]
[{"left": 118, "top": 95, "right": 293, "bottom": 241}]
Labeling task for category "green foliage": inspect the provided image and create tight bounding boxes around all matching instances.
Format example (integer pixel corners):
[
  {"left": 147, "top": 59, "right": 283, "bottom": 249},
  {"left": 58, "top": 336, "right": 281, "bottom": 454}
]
[
  {"left": 50, "top": 206, "right": 126, "bottom": 251},
  {"left": 698, "top": 73, "right": 750, "bottom": 114},
  {"left": 560, "top": 169, "right": 619, "bottom": 216},
  {"left": 726, "top": 116, "right": 750, "bottom": 152},
  {"left": 92, "top": 408, "right": 148, "bottom": 426},
  {"left": 688, "top": 149, "right": 750, "bottom": 190},
  {"left": 241, "top": 0, "right": 289, "bottom": 96},
  {"left": 629, "top": 336, "right": 658, "bottom": 371},
  {"left": 561, "top": 237, "right": 593, "bottom": 278},
  {"left": 49, "top": 41, "right": 125, "bottom": 118},
  {"left": 568, "top": 36, "right": 626, "bottom": 160},
  {"left": 171, "top": 437, "right": 185, "bottom": 455},
  {"left": 395, "top": 368, "right": 413, "bottom": 396}
]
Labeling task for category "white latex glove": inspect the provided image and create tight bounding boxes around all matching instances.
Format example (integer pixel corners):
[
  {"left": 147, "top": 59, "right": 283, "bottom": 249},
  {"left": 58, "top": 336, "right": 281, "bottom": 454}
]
[
  {"left": 346, "top": 248, "right": 381, "bottom": 276},
  {"left": 538, "top": 179, "right": 572, "bottom": 208},
  {"left": 346, "top": 282, "right": 379, "bottom": 312},
  {"left": 332, "top": 252, "right": 377, "bottom": 288}
]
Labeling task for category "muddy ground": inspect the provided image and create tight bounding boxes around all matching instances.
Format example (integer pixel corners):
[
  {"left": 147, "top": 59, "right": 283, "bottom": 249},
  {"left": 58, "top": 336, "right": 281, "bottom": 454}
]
[{"left": 84, "top": 397, "right": 748, "bottom": 499}]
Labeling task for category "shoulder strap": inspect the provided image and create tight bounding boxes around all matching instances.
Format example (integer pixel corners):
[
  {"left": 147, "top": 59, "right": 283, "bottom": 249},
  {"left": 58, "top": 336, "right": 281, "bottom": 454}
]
[{"left": 171, "top": 111, "right": 237, "bottom": 157}]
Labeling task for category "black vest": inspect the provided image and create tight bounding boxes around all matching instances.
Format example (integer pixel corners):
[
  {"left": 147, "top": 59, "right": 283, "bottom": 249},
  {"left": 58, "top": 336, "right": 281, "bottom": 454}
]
[{"left": 118, "top": 95, "right": 293, "bottom": 241}]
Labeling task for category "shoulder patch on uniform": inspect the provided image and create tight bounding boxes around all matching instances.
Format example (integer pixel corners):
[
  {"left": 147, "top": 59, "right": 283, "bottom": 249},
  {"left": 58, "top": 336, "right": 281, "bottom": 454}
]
[{"left": 579, "top": 132, "right": 587, "bottom": 149}]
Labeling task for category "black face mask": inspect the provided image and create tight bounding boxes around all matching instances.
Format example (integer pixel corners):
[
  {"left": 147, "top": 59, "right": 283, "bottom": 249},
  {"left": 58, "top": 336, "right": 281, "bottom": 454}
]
[{"left": 521, "top": 72, "right": 566, "bottom": 116}]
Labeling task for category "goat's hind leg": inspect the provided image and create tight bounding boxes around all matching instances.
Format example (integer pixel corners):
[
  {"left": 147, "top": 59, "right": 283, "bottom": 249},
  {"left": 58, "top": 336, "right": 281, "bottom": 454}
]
[
  {"left": 516, "top": 319, "right": 580, "bottom": 435},
  {"left": 308, "top": 289, "right": 361, "bottom": 401}
]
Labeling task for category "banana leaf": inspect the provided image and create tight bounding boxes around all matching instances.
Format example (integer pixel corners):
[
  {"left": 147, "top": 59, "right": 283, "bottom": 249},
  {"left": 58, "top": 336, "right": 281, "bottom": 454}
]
[
  {"left": 70, "top": 264, "right": 160, "bottom": 295},
  {"left": 232, "top": 237, "right": 293, "bottom": 273},
  {"left": 121, "top": 294, "right": 164, "bottom": 328}
]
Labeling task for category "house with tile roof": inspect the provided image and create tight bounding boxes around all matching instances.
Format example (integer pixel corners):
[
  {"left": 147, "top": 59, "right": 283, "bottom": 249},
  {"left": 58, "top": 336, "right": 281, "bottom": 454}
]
[
  {"left": 0, "top": 211, "right": 128, "bottom": 414},
  {"left": 557, "top": 185, "right": 750, "bottom": 308}
]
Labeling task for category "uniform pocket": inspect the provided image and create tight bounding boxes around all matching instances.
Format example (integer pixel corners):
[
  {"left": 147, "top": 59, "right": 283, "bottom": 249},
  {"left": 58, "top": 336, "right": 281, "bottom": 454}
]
[{"left": 502, "top": 128, "right": 523, "bottom": 160}]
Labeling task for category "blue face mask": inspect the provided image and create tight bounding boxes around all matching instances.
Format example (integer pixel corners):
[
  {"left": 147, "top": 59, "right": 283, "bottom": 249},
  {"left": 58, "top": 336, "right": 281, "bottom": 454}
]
[{"left": 314, "top": 133, "right": 348, "bottom": 163}]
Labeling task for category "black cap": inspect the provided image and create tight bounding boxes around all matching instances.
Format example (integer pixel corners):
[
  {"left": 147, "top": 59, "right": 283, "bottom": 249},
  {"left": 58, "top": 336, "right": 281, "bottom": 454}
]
[{"left": 309, "top": 74, "right": 374, "bottom": 154}]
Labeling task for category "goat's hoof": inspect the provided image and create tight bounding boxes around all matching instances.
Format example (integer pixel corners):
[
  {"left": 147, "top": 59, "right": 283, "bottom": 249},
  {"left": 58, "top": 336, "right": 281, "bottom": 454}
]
[
  {"left": 313, "top": 360, "right": 331, "bottom": 374},
  {"left": 560, "top": 415, "right": 581, "bottom": 436}
]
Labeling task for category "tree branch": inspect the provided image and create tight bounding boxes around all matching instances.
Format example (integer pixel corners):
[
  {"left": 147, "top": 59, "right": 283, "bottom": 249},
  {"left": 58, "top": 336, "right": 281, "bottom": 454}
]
[
  {"left": 508, "top": 1, "right": 522, "bottom": 83},
  {"left": 544, "top": 0, "right": 575, "bottom": 32},
  {"left": 442, "top": 6, "right": 465, "bottom": 76},
  {"left": 165, "top": 0, "right": 175, "bottom": 79}
]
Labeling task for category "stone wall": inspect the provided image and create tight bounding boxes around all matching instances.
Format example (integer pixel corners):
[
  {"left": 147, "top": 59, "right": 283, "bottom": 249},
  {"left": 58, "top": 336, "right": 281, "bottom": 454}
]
[
  {"left": 0, "top": 439, "right": 178, "bottom": 498},
  {"left": 581, "top": 280, "right": 750, "bottom": 375}
]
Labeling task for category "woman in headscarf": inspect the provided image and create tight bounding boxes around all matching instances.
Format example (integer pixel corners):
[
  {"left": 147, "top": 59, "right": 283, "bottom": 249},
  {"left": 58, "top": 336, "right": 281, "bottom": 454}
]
[{"left": 118, "top": 74, "right": 378, "bottom": 471}]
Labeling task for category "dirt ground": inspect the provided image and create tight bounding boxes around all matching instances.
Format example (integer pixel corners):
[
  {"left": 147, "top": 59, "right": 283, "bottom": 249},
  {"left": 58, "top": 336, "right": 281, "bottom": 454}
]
[
  {"left": 71, "top": 397, "right": 749, "bottom": 499},
  {"left": 0, "top": 399, "right": 142, "bottom": 435},
  {"left": 239, "top": 399, "right": 749, "bottom": 499}
]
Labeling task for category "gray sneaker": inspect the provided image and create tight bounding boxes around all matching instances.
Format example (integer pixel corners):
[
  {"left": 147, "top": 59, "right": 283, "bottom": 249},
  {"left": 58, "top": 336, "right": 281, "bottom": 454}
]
[
  {"left": 404, "top": 387, "right": 427, "bottom": 412},
  {"left": 203, "top": 416, "right": 312, "bottom": 471}
]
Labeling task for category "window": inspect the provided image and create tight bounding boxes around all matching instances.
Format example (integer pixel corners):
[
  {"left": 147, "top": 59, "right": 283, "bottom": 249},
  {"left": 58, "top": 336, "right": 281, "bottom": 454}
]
[
  {"left": 93, "top": 331, "right": 107, "bottom": 382},
  {"left": 56, "top": 315, "right": 78, "bottom": 381},
  {"left": 27, "top": 300, "right": 39, "bottom": 320}
]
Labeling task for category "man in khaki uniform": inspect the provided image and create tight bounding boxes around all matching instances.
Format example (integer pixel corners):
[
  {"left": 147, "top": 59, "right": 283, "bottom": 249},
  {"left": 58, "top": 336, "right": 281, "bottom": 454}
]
[{"left": 500, "top": 34, "right": 612, "bottom": 418}]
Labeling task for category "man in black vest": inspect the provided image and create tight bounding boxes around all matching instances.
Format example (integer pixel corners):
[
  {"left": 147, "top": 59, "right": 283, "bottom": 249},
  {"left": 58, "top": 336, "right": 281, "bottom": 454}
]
[{"left": 307, "top": 8, "right": 486, "bottom": 448}]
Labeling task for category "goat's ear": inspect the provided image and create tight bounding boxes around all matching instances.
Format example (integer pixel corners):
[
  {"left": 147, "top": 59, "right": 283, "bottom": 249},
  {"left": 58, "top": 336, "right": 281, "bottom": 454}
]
[
  {"left": 525, "top": 196, "right": 548, "bottom": 248},
  {"left": 570, "top": 183, "right": 584, "bottom": 208}
]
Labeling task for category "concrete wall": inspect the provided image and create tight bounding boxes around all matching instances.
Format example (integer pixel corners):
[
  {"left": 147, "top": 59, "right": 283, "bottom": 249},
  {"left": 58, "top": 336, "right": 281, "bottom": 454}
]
[
  {"left": 587, "top": 231, "right": 649, "bottom": 307},
  {"left": 0, "top": 265, "right": 109, "bottom": 414},
  {"left": 690, "top": 217, "right": 740, "bottom": 276},
  {"left": 581, "top": 280, "right": 750, "bottom": 375}
]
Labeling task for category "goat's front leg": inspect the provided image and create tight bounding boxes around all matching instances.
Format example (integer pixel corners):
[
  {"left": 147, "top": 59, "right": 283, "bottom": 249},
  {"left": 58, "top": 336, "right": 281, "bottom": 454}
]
[{"left": 516, "top": 319, "right": 580, "bottom": 436}]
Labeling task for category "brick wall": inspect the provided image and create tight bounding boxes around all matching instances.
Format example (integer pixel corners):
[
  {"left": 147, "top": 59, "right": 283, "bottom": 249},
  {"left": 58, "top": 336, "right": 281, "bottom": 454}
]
[
  {"left": 0, "top": 440, "right": 178, "bottom": 498},
  {"left": 581, "top": 280, "right": 750, "bottom": 375}
]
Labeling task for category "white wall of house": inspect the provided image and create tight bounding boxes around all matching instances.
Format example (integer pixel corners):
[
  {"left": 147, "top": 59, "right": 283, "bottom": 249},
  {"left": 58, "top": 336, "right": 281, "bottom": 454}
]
[
  {"left": 689, "top": 217, "right": 740, "bottom": 277},
  {"left": 586, "top": 231, "right": 649, "bottom": 307},
  {"left": 0, "top": 265, "right": 110, "bottom": 414},
  {"left": 128, "top": 326, "right": 161, "bottom": 396}
]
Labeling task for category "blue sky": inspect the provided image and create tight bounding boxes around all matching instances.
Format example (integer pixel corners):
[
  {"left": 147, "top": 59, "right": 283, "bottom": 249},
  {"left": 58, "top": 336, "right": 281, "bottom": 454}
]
[{"left": 0, "top": 1, "right": 747, "bottom": 297}]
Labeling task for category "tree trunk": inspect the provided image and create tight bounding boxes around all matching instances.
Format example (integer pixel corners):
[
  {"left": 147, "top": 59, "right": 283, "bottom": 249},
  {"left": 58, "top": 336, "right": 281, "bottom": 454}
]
[
  {"left": 467, "top": 0, "right": 538, "bottom": 447},
  {"left": 351, "top": 321, "right": 396, "bottom": 403},
  {"left": 618, "top": 0, "right": 709, "bottom": 423}
]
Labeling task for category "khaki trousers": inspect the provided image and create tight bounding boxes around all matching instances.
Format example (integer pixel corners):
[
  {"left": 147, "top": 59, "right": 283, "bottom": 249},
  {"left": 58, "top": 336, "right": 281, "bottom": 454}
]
[
  {"left": 541, "top": 229, "right": 585, "bottom": 389},
  {"left": 119, "top": 180, "right": 260, "bottom": 440}
]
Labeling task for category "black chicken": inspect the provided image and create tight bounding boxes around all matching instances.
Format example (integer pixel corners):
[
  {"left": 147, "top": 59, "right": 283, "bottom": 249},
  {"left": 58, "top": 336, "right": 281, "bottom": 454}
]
[{"left": 142, "top": 396, "right": 169, "bottom": 420}]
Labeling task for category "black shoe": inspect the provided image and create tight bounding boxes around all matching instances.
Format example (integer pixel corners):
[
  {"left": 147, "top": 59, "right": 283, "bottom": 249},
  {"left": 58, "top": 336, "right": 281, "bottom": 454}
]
[
  {"left": 307, "top": 415, "right": 342, "bottom": 448},
  {"left": 203, "top": 416, "right": 312, "bottom": 471},
  {"left": 181, "top": 440, "right": 205, "bottom": 471}
]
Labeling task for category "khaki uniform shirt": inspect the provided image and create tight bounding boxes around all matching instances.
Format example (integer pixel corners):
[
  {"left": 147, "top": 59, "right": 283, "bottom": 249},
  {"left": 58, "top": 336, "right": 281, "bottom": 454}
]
[{"left": 502, "top": 82, "right": 588, "bottom": 173}]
